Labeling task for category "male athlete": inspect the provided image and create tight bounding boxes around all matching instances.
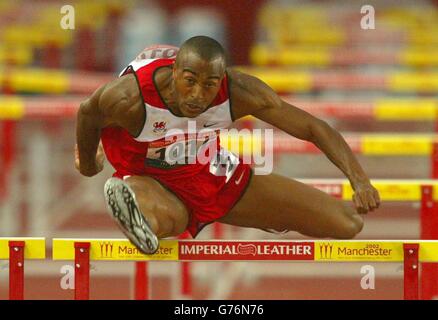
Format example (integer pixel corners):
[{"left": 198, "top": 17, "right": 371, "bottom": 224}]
[{"left": 75, "top": 36, "right": 380, "bottom": 254}]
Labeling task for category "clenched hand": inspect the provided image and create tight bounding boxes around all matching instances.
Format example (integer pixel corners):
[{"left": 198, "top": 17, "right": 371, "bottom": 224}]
[
  {"left": 75, "top": 142, "right": 105, "bottom": 177},
  {"left": 352, "top": 181, "right": 381, "bottom": 214}
]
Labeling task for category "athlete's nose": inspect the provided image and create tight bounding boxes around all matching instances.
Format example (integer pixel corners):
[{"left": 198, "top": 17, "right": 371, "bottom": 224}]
[{"left": 190, "top": 84, "right": 205, "bottom": 103}]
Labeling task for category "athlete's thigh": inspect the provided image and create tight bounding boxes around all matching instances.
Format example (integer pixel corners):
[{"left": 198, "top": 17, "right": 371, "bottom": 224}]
[
  {"left": 124, "top": 175, "right": 190, "bottom": 237},
  {"left": 219, "top": 173, "right": 357, "bottom": 236}
]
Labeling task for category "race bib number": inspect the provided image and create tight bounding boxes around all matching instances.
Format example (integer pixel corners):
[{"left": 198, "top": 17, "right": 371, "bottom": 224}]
[
  {"left": 209, "top": 148, "right": 240, "bottom": 183},
  {"left": 145, "top": 135, "right": 216, "bottom": 169}
]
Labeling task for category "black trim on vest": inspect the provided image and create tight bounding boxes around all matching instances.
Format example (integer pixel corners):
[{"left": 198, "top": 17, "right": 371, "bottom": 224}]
[{"left": 121, "top": 66, "right": 147, "bottom": 139}]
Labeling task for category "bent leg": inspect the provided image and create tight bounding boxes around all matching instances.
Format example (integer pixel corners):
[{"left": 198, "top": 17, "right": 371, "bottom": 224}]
[
  {"left": 106, "top": 175, "right": 190, "bottom": 239},
  {"left": 123, "top": 175, "right": 190, "bottom": 238},
  {"left": 219, "top": 173, "right": 364, "bottom": 239}
]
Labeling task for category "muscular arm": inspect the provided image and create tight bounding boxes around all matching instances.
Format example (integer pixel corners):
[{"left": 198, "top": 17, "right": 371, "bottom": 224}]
[
  {"left": 76, "top": 74, "right": 143, "bottom": 176},
  {"left": 228, "top": 69, "right": 380, "bottom": 212}
]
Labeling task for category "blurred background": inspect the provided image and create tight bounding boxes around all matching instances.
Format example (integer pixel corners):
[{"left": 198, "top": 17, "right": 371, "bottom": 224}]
[{"left": 1, "top": 0, "right": 438, "bottom": 299}]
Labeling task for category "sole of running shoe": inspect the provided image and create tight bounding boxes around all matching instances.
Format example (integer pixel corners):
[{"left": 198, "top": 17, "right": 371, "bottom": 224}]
[{"left": 104, "top": 177, "right": 159, "bottom": 254}]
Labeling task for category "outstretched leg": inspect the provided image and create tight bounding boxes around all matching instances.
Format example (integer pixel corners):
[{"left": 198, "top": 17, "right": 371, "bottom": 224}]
[
  {"left": 219, "top": 173, "right": 364, "bottom": 239},
  {"left": 104, "top": 175, "right": 189, "bottom": 254}
]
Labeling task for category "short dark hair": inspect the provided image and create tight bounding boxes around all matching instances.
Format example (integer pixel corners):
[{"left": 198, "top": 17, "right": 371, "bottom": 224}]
[{"left": 176, "top": 36, "right": 226, "bottom": 66}]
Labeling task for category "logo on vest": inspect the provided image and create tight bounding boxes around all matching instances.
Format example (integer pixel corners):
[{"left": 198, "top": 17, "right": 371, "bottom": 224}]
[{"left": 153, "top": 121, "right": 167, "bottom": 134}]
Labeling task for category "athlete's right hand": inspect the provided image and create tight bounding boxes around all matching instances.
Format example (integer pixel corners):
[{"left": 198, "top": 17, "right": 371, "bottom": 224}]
[{"left": 75, "top": 143, "right": 105, "bottom": 177}]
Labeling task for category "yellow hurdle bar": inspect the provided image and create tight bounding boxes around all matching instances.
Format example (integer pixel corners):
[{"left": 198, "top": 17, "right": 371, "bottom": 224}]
[
  {"left": 0, "top": 96, "right": 437, "bottom": 121},
  {"left": 53, "top": 238, "right": 179, "bottom": 261},
  {"left": 52, "top": 239, "right": 438, "bottom": 262},
  {"left": 0, "top": 237, "right": 46, "bottom": 259},
  {"left": 297, "top": 178, "right": 438, "bottom": 201},
  {"left": 220, "top": 133, "right": 438, "bottom": 156}
]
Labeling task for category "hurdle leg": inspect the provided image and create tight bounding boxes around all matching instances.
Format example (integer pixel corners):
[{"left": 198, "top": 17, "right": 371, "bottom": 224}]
[
  {"left": 403, "top": 243, "right": 419, "bottom": 300},
  {"left": 432, "top": 142, "right": 438, "bottom": 179},
  {"left": 0, "top": 121, "right": 20, "bottom": 236},
  {"left": 213, "top": 223, "right": 224, "bottom": 239},
  {"left": 135, "top": 262, "right": 149, "bottom": 300},
  {"left": 181, "top": 260, "right": 192, "bottom": 297},
  {"left": 178, "top": 225, "right": 225, "bottom": 298},
  {"left": 420, "top": 185, "right": 438, "bottom": 299},
  {"left": 179, "top": 232, "right": 192, "bottom": 298},
  {"left": 74, "top": 242, "right": 90, "bottom": 300},
  {"left": 1, "top": 121, "right": 16, "bottom": 200},
  {"left": 28, "top": 130, "right": 51, "bottom": 235},
  {"left": 8, "top": 241, "right": 25, "bottom": 300}
]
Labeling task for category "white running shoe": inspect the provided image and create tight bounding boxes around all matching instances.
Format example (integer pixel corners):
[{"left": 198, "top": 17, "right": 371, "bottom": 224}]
[{"left": 104, "top": 177, "right": 159, "bottom": 254}]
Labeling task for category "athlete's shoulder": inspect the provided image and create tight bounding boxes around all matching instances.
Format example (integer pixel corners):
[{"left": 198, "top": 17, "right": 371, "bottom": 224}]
[
  {"left": 120, "top": 46, "right": 178, "bottom": 107},
  {"left": 227, "top": 68, "right": 282, "bottom": 117},
  {"left": 227, "top": 68, "right": 267, "bottom": 95},
  {"left": 98, "top": 73, "right": 139, "bottom": 110},
  {"left": 227, "top": 68, "right": 268, "bottom": 106},
  {"left": 121, "top": 57, "right": 173, "bottom": 77},
  {"left": 120, "top": 45, "right": 178, "bottom": 77}
]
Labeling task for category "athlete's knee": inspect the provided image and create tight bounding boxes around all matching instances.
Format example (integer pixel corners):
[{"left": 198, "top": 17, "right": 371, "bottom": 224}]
[
  {"left": 332, "top": 205, "right": 364, "bottom": 239},
  {"left": 153, "top": 215, "right": 186, "bottom": 238},
  {"left": 123, "top": 175, "right": 188, "bottom": 237},
  {"left": 124, "top": 176, "right": 150, "bottom": 196}
]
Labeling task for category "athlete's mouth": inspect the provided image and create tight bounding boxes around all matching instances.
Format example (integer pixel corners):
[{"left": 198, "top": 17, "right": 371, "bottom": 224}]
[{"left": 185, "top": 103, "right": 203, "bottom": 111}]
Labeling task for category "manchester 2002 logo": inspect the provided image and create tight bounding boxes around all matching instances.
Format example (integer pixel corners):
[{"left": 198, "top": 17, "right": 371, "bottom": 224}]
[{"left": 99, "top": 242, "right": 114, "bottom": 258}]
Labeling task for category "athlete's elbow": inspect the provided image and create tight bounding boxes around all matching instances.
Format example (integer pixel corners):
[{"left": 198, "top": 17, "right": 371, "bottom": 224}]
[
  {"left": 79, "top": 169, "right": 97, "bottom": 178},
  {"left": 308, "top": 119, "right": 332, "bottom": 144},
  {"left": 77, "top": 99, "right": 105, "bottom": 129},
  {"left": 78, "top": 99, "right": 98, "bottom": 117}
]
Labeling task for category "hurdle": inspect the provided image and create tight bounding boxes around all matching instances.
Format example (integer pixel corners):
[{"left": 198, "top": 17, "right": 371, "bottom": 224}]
[
  {"left": 52, "top": 238, "right": 438, "bottom": 300},
  {"left": 3, "top": 96, "right": 438, "bottom": 123},
  {"left": 219, "top": 132, "right": 438, "bottom": 178},
  {"left": 0, "top": 237, "right": 46, "bottom": 300},
  {"left": 176, "top": 179, "right": 438, "bottom": 300},
  {"left": 251, "top": 45, "right": 438, "bottom": 67},
  {"left": 302, "top": 178, "right": 438, "bottom": 300},
  {"left": 53, "top": 179, "right": 438, "bottom": 300},
  {"left": 238, "top": 67, "right": 438, "bottom": 94}
]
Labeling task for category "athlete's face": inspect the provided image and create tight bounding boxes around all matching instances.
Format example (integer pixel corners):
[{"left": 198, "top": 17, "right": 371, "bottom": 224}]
[{"left": 173, "top": 52, "right": 225, "bottom": 118}]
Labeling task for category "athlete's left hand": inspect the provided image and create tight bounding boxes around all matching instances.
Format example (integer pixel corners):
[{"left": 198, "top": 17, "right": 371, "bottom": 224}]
[{"left": 352, "top": 181, "right": 380, "bottom": 214}]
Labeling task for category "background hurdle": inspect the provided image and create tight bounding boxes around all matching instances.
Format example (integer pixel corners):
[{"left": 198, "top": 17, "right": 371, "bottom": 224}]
[
  {"left": 0, "top": 238, "right": 46, "bottom": 300},
  {"left": 178, "top": 179, "right": 438, "bottom": 300},
  {"left": 299, "top": 179, "right": 438, "bottom": 300},
  {"left": 52, "top": 239, "right": 438, "bottom": 300}
]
